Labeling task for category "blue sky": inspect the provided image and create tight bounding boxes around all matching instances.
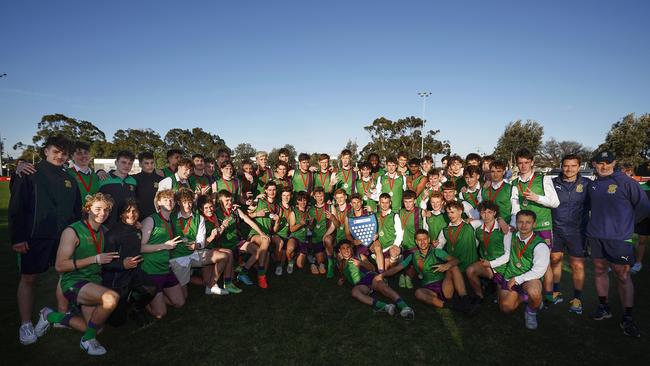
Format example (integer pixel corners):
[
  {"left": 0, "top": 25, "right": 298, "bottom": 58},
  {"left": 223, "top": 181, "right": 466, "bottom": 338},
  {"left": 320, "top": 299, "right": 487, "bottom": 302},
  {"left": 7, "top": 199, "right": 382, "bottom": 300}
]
[{"left": 1, "top": 0, "right": 648, "bottom": 160}]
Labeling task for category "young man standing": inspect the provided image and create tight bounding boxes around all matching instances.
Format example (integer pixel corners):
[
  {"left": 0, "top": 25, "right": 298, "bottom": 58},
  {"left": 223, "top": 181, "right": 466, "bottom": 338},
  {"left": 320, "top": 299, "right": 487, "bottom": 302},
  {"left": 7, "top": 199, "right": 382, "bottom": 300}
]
[
  {"left": 509, "top": 148, "right": 560, "bottom": 305},
  {"left": 446, "top": 155, "right": 467, "bottom": 192},
  {"left": 481, "top": 160, "right": 513, "bottom": 224},
  {"left": 374, "top": 157, "right": 406, "bottom": 212},
  {"left": 406, "top": 158, "right": 427, "bottom": 207},
  {"left": 157, "top": 158, "right": 193, "bottom": 192},
  {"left": 435, "top": 201, "right": 481, "bottom": 273},
  {"left": 254, "top": 151, "right": 273, "bottom": 195},
  {"left": 314, "top": 153, "right": 337, "bottom": 202},
  {"left": 213, "top": 160, "right": 242, "bottom": 204},
  {"left": 133, "top": 151, "right": 165, "bottom": 219},
  {"left": 162, "top": 149, "right": 183, "bottom": 178},
  {"left": 291, "top": 153, "right": 314, "bottom": 197},
  {"left": 336, "top": 149, "right": 356, "bottom": 196},
  {"left": 550, "top": 154, "right": 591, "bottom": 314},
  {"left": 10, "top": 135, "right": 81, "bottom": 345},
  {"left": 458, "top": 165, "right": 483, "bottom": 220},
  {"left": 497, "top": 210, "right": 549, "bottom": 330},
  {"left": 98, "top": 150, "right": 138, "bottom": 229},
  {"left": 587, "top": 151, "right": 650, "bottom": 338},
  {"left": 67, "top": 141, "right": 100, "bottom": 205},
  {"left": 189, "top": 154, "right": 213, "bottom": 196},
  {"left": 354, "top": 162, "right": 377, "bottom": 212}
]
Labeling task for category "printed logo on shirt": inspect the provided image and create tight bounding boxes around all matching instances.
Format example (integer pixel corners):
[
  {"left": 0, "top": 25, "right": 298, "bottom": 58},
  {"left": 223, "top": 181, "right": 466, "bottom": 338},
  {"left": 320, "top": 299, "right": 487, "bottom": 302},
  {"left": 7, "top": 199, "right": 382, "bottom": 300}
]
[
  {"left": 607, "top": 184, "right": 617, "bottom": 194},
  {"left": 153, "top": 182, "right": 159, "bottom": 188},
  {"left": 64, "top": 180, "right": 72, "bottom": 188},
  {"left": 129, "top": 185, "right": 135, "bottom": 191},
  {"left": 576, "top": 184, "right": 583, "bottom": 193}
]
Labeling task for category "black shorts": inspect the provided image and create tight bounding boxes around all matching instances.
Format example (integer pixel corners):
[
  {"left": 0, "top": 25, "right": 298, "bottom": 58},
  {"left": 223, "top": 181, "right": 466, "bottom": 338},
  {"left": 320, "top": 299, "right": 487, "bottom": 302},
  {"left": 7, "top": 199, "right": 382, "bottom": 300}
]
[
  {"left": 587, "top": 237, "right": 635, "bottom": 265},
  {"left": 19, "top": 238, "right": 59, "bottom": 275},
  {"left": 635, "top": 218, "right": 650, "bottom": 236},
  {"left": 552, "top": 232, "right": 586, "bottom": 257}
]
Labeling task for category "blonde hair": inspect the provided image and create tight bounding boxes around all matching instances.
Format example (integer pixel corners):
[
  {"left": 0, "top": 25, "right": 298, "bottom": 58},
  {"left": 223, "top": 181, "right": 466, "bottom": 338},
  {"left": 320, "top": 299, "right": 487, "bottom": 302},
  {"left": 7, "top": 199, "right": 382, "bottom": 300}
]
[
  {"left": 256, "top": 151, "right": 268, "bottom": 159},
  {"left": 83, "top": 192, "right": 114, "bottom": 213},
  {"left": 155, "top": 189, "right": 175, "bottom": 204}
]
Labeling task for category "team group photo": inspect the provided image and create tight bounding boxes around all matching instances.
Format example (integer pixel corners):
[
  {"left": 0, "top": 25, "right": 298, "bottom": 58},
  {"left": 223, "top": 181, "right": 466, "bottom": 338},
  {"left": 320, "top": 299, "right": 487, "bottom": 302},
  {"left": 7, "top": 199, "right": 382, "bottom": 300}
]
[{"left": 1, "top": 1, "right": 649, "bottom": 365}]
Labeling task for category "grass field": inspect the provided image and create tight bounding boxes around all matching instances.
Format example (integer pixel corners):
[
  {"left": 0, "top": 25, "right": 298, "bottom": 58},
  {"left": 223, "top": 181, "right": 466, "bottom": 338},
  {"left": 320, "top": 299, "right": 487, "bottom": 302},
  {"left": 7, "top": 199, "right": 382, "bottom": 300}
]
[{"left": 0, "top": 180, "right": 647, "bottom": 365}]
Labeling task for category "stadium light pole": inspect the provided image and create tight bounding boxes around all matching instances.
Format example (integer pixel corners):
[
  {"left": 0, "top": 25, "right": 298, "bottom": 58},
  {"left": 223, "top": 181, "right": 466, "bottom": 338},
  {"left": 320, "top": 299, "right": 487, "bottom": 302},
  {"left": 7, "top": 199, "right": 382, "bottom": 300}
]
[
  {"left": 0, "top": 135, "right": 5, "bottom": 176},
  {"left": 418, "top": 92, "right": 431, "bottom": 158}
]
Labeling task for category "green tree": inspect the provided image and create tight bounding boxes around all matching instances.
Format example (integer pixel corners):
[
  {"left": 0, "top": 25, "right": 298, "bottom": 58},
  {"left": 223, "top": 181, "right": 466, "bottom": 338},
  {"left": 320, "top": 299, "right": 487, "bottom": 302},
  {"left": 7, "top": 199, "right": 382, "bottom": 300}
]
[
  {"left": 360, "top": 116, "right": 450, "bottom": 160},
  {"left": 493, "top": 120, "right": 544, "bottom": 165},
  {"left": 599, "top": 113, "right": 650, "bottom": 167},
  {"left": 112, "top": 128, "right": 164, "bottom": 158},
  {"left": 232, "top": 143, "right": 257, "bottom": 168},
  {"left": 268, "top": 144, "right": 297, "bottom": 168},
  {"left": 163, "top": 127, "right": 228, "bottom": 157},
  {"left": 537, "top": 138, "right": 593, "bottom": 168},
  {"left": 13, "top": 142, "right": 40, "bottom": 164},
  {"left": 340, "top": 139, "right": 361, "bottom": 166},
  {"left": 33, "top": 114, "right": 106, "bottom": 146}
]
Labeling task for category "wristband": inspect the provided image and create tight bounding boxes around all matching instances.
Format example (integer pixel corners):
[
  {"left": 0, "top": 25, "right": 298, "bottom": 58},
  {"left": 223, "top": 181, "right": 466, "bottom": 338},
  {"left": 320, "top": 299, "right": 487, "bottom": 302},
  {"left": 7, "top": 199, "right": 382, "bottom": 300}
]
[{"left": 95, "top": 254, "right": 100, "bottom": 264}]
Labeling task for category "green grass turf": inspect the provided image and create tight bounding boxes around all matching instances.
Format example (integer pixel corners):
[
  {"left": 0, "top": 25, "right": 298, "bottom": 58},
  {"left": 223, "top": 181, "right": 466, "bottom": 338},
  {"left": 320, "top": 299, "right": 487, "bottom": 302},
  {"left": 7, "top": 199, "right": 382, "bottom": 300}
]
[{"left": 0, "top": 180, "right": 647, "bottom": 365}]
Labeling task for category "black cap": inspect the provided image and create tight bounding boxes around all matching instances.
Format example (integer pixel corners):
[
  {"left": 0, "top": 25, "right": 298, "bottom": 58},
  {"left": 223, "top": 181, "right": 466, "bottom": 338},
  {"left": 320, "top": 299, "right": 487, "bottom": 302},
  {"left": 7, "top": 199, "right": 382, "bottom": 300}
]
[{"left": 593, "top": 151, "right": 616, "bottom": 163}]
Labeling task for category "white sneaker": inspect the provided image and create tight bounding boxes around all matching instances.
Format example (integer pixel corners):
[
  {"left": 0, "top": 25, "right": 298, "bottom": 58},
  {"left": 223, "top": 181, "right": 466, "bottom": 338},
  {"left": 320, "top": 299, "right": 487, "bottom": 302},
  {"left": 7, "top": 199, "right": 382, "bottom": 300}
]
[
  {"left": 275, "top": 265, "right": 283, "bottom": 276},
  {"left": 307, "top": 254, "right": 316, "bottom": 264},
  {"left": 80, "top": 337, "right": 107, "bottom": 356},
  {"left": 19, "top": 323, "right": 37, "bottom": 345},
  {"left": 383, "top": 303, "right": 397, "bottom": 316},
  {"left": 400, "top": 307, "right": 415, "bottom": 320},
  {"left": 631, "top": 263, "right": 643, "bottom": 274},
  {"left": 205, "top": 285, "right": 229, "bottom": 295},
  {"left": 525, "top": 310, "right": 538, "bottom": 330},
  {"left": 35, "top": 307, "right": 53, "bottom": 337},
  {"left": 287, "top": 262, "right": 294, "bottom": 274}
]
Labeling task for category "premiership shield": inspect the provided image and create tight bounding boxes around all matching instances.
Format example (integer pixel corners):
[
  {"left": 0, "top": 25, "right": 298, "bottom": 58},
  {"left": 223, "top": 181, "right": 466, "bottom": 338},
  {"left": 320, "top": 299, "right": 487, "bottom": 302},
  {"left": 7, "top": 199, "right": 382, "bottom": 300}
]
[{"left": 348, "top": 214, "right": 377, "bottom": 247}]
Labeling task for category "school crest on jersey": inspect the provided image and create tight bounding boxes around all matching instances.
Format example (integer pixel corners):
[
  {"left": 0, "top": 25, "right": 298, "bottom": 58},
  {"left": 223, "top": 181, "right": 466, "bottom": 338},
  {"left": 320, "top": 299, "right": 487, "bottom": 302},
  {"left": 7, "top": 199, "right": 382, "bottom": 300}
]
[
  {"left": 607, "top": 184, "right": 617, "bottom": 194},
  {"left": 129, "top": 185, "right": 135, "bottom": 191},
  {"left": 64, "top": 179, "right": 72, "bottom": 188},
  {"left": 576, "top": 183, "right": 583, "bottom": 193},
  {"left": 153, "top": 182, "right": 159, "bottom": 189}
]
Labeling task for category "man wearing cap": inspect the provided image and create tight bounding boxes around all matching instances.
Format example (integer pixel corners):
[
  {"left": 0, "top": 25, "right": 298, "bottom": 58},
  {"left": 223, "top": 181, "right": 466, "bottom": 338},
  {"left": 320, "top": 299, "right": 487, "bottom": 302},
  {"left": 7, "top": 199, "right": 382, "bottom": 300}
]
[{"left": 587, "top": 151, "right": 650, "bottom": 338}]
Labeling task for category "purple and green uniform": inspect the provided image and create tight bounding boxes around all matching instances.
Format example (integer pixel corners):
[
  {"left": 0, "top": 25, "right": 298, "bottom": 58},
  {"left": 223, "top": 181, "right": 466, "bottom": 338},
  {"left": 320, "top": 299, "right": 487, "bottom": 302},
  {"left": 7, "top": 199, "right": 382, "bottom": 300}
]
[
  {"left": 377, "top": 212, "right": 398, "bottom": 251},
  {"left": 60, "top": 221, "right": 104, "bottom": 295},
  {"left": 482, "top": 181, "right": 513, "bottom": 223},
  {"left": 503, "top": 234, "right": 546, "bottom": 279},
  {"left": 315, "top": 170, "right": 333, "bottom": 200},
  {"left": 409, "top": 174, "right": 426, "bottom": 206},
  {"left": 204, "top": 215, "right": 219, "bottom": 249},
  {"left": 168, "top": 174, "right": 190, "bottom": 192},
  {"left": 216, "top": 207, "right": 240, "bottom": 250},
  {"left": 251, "top": 200, "right": 278, "bottom": 236},
  {"left": 379, "top": 174, "right": 405, "bottom": 211},
  {"left": 442, "top": 222, "right": 478, "bottom": 272},
  {"left": 341, "top": 256, "right": 376, "bottom": 287},
  {"left": 336, "top": 167, "right": 356, "bottom": 196},
  {"left": 276, "top": 204, "right": 292, "bottom": 239},
  {"left": 309, "top": 204, "right": 330, "bottom": 243},
  {"left": 273, "top": 176, "right": 292, "bottom": 191},
  {"left": 399, "top": 208, "right": 423, "bottom": 251},
  {"left": 334, "top": 204, "right": 351, "bottom": 243},
  {"left": 189, "top": 174, "right": 211, "bottom": 192},
  {"left": 290, "top": 208, "right": 311, "bottom": 243},
  {"left": 475, "top": 224, "right": 507, "bottom": 274},
  {"left": 448, "top": 175, "right": 467, "bottom": 192},
  {"left": 66, "top": 167, "right": 100, "bottom": 205},
  {"left": 460, "top": 189, "right": 481, "bottom": 210},
  {"left": 255, "top": 166, "right": 273, "bottom": 195},
  {"left": 214, "top": 176, "right": 241, "bottom": 202},
  {"left": 170, "top": 212, "right": 200, "bottom": 259},
  {"left": 291, "top": 170, "right": 313, "bottom": 195},
  {"left": 401, "top": 246, "right": 449, "bottom": 285},
  {"left": 355, "top": 177, "right": 377, "bottom": 212},
  {"left": 426, "top": 212, "right": 449, "bottom": 243},
  {"left": 142, "top": 213, "right": 174, "bottom": 275},
  {"left": 512, "top": 174, "right": 552, "bottom": 231},
  {"left": 162, "top": 167, "right": 175, "bottom": 178}
]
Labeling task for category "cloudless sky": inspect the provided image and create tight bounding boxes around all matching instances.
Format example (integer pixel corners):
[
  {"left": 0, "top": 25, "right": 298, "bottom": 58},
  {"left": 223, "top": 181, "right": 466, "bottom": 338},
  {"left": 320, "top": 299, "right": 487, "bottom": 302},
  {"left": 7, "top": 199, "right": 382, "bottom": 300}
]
[{"left": 1, "top": 0, "right": 648, "bottom": 160}]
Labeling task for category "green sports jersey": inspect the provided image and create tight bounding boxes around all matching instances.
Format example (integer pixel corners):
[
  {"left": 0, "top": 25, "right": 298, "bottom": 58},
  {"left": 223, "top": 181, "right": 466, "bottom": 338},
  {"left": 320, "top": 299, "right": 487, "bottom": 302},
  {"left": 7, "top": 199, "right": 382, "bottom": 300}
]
[
  {"left": 203, "top": 215, "right": 218, "bottom": 249},
  {"left": 142, "top": 213, "right": 174, "bottom": 275},
  {"left": 291, "top": 170, "right": 313, "bottom": 195},
  {"left": 214, "top": 177, "right": 240, "bottom": 201},
  {"left": 255, "top": 166, "right": 273, "bottom": 195},
  {"left": 162, "top": 167, "right": 175, "bottom": 178},
  {"left": 335, "top": 167, "right": 356, "bottom": 196},
  {"left": 410, "top": 174, "right": 426, "bottom": 206},
  {"left": 334, "top": 204, "right": 351, "bottom": 242},
  {"left": 512, "top": 174, "right": 552, "bottom": 231},
  {"left": 448, "top": 175, "right": 467, "bottom": 192},
  {"left": 290, "top": 207, "right": 311, "bottom": 242},
  {"left": 377, "top": 211, "right": 397, "bottom": 250},
  {"left": 354, "top": 177, "right": 377, "bottom": 212},
  {"left": 251, "top": 199, "right": 278, "bottom": 236},
  {"left": 273, "top": 176, "right": 292, "bottom": 191},
  {"left": 314, "top": 170, "right": 333, "bottom": 199},
  {"left": 379, "top": 174, "right": 405, "bottom": 211},
  {"left": 481, "top": 181, "right": 513, "bottom": 223},
  {"left": 276, "top": 204, "right": 292, "bottom": 239},
  {"left": 399, "top": 208, "right": 422, "bottom": 250},
  {"left": 309, "top": 204, "right": 330, "bottom": 243},
  {"left": 460, "top": 189, "right": 481, "bottom": 209},
  {"left": 168, "top": 174, "right": 190, "bottom": 192},
  {"left": 189, "top": 174, "right": 211, "bottom": 192},
  {"left": 503, "top": 233, "right": 546, "bottom": 279},
  {"left": 60, "top": 221, "right": 103, "bottom": 291},
  {"left": 401, "top": 246, "right": 449, "bottom": 285},
  {"left": 475, "top": 222, "right": 507, "bottom": 274},
  {"left": 341, "top": 256, "right": 372, "bottom": 285},
  {"left": 215, "top": 207, "right": 239, "bottom": 249},
  {"left": 170, "top": 211, "right": 200, "bottom": 258},
  {"left": 442, "top": 222, "right": 477, "bottom": 272},
  {"left": 67, "top": 167, "right": 100, "bottom": 205},
  {"left": 426, "top": 212, "right": 450, "bottom": 242}
]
